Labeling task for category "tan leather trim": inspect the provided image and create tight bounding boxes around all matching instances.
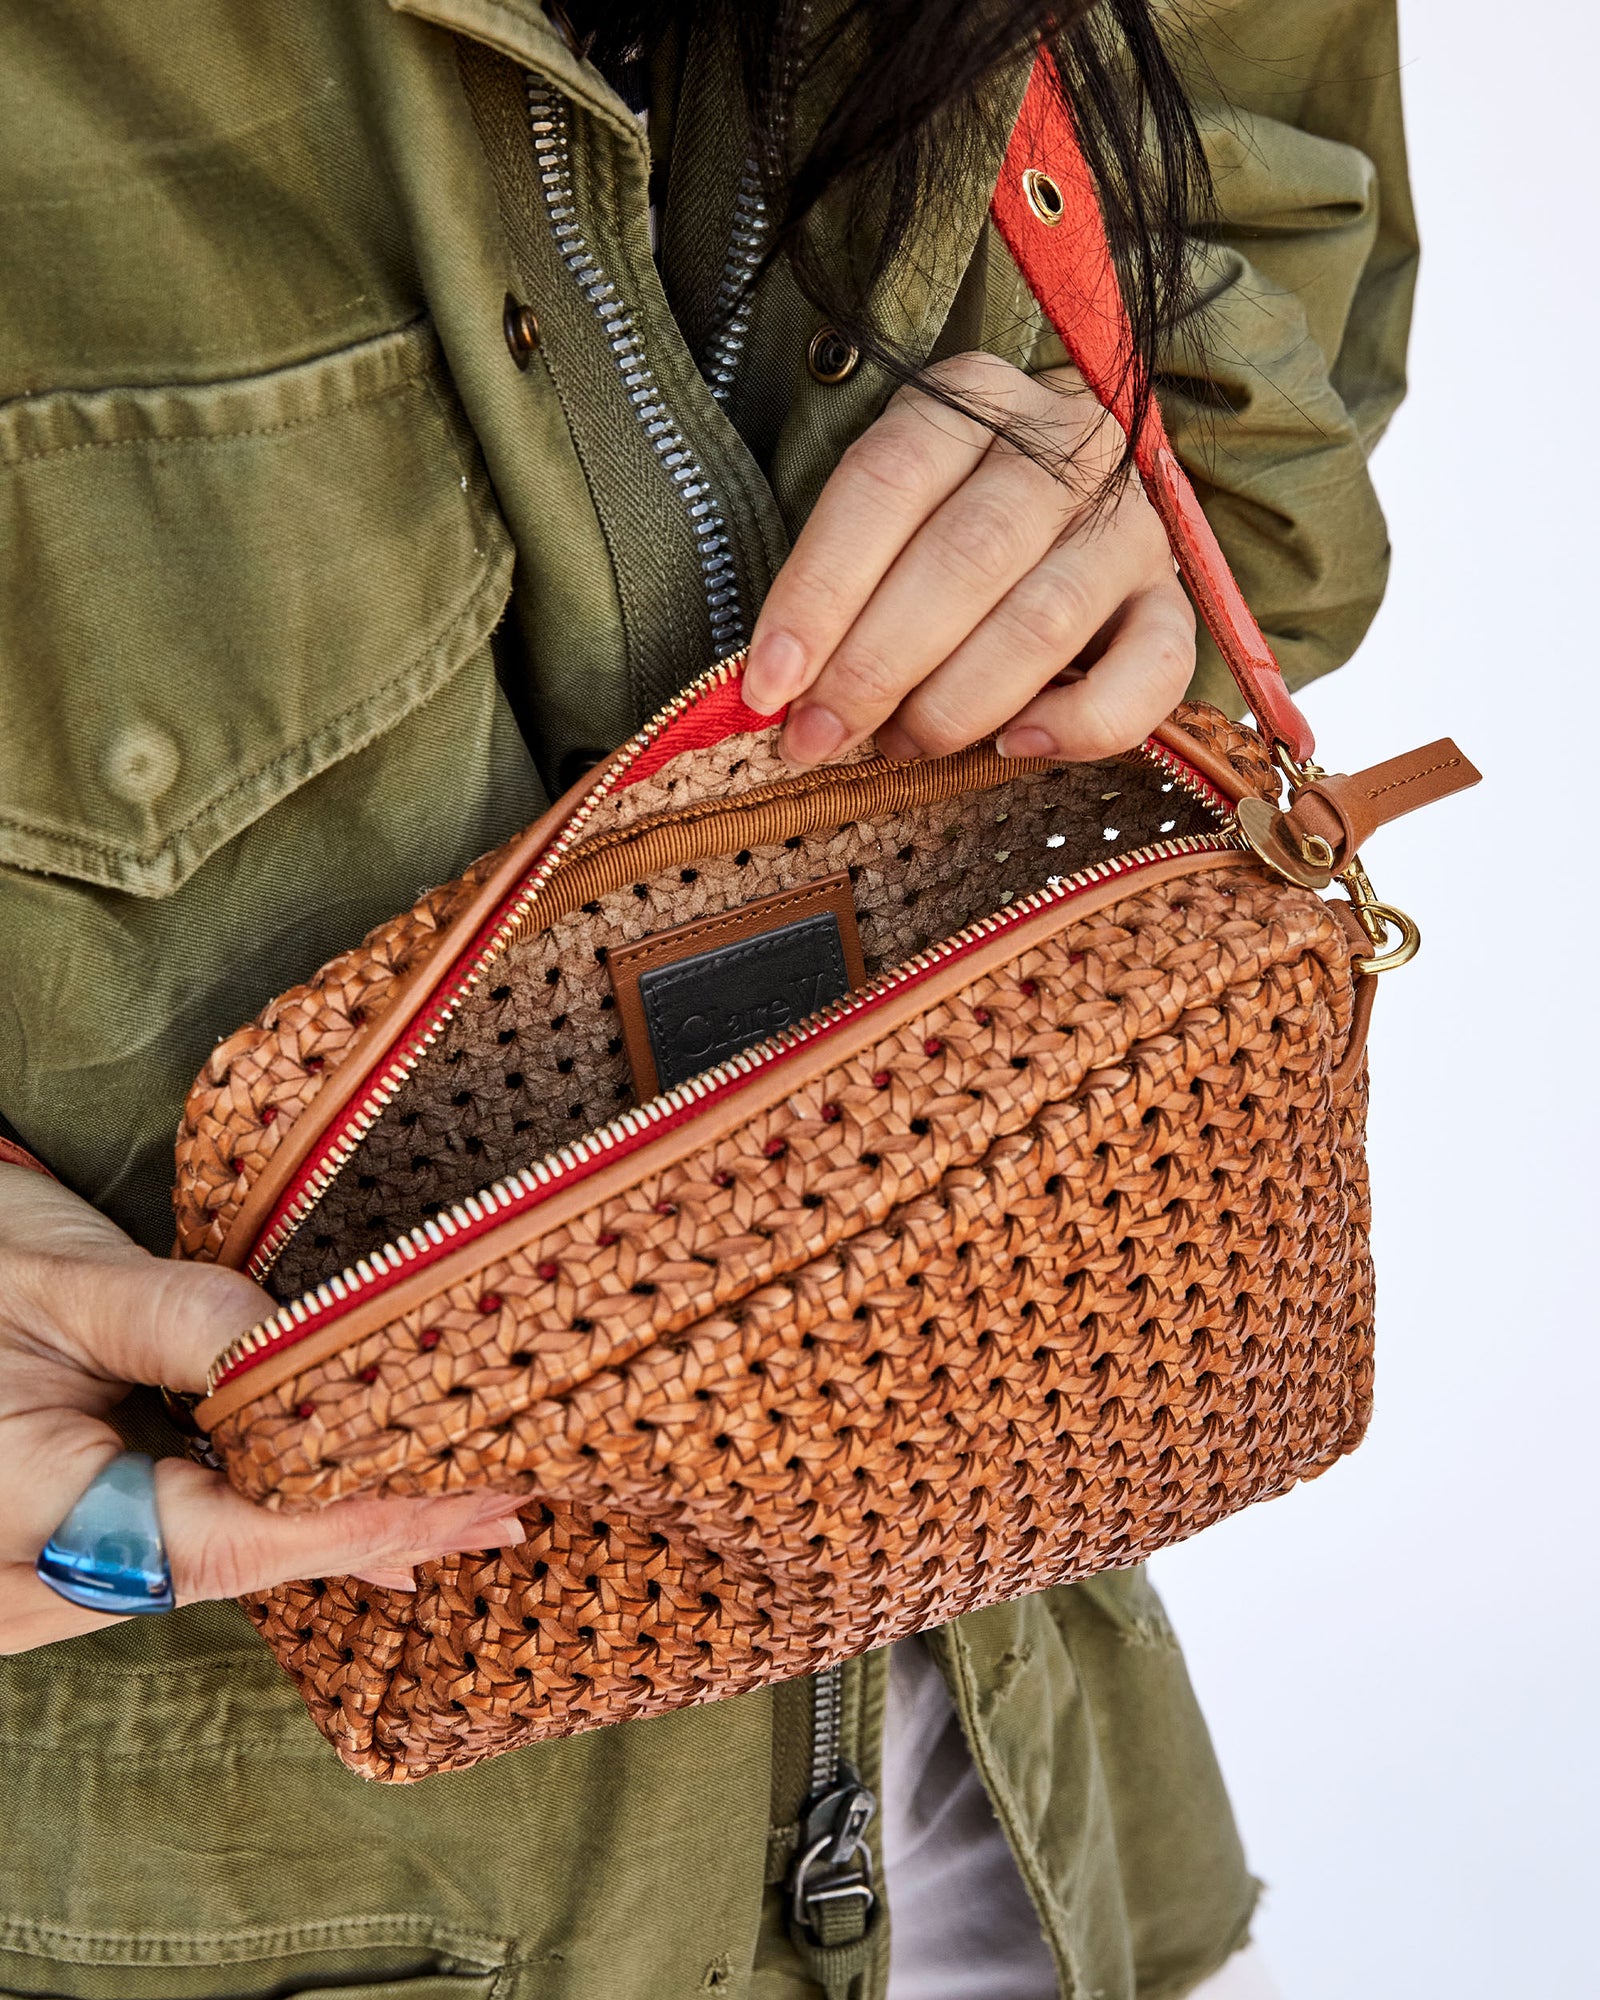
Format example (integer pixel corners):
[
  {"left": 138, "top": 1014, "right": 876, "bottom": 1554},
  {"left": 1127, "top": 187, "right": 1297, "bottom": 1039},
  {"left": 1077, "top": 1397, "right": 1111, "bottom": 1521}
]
[
  {"left": 1284, "top": 737, "right": 1482, "bottom": 870},
  {"left": 608, "top": 874, "right": 866, "bottom": 1098},
  {"left": 196, "top": 847, "right": 1251, "bottom": 1427},
  {"left": 1152, "top": 719, "right": 1257, "bottom": 804},
  {"left": 509, "top": 745, "right": 1056, "bottom": 941},
  {"left": 1326, "top": 900, "right": 1380, "bottom": 1093}
]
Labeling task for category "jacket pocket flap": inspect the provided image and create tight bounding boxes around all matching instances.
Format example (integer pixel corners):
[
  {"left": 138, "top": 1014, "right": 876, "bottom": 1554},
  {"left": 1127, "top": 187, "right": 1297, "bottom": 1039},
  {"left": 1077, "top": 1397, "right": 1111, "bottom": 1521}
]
[{"left": 0, "top": 320, "right": 512, "bottom": 896}]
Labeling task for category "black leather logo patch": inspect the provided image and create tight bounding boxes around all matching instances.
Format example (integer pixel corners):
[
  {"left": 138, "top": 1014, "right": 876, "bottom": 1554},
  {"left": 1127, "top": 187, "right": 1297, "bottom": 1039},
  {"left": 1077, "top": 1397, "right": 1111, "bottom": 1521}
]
[{"left": 639, "top": 913, "right": 850, "bottom": 1093}]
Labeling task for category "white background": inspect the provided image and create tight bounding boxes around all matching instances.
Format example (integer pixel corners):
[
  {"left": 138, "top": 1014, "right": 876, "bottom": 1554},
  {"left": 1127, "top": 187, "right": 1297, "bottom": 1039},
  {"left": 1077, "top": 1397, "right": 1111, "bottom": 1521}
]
[{"left": 1153, "top": 4, "right": 1600, "bottom": 1996}]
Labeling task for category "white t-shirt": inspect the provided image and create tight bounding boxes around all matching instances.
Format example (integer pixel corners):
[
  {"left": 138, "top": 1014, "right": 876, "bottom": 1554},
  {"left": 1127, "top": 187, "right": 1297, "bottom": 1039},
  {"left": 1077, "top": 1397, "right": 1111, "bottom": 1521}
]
[{"left": 880, "top": 1638, "right": 1281, "bottom": 2000}]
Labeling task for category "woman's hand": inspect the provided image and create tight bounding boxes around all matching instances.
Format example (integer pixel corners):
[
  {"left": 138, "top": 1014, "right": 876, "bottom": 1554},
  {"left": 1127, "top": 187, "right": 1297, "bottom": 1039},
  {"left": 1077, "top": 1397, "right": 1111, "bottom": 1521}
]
[
  {"left": 0, "top": 1165, "right": 526, "bottom": 1655},
  {"left": 744, "top": 353, "right": 1195, "bottom": 764}
]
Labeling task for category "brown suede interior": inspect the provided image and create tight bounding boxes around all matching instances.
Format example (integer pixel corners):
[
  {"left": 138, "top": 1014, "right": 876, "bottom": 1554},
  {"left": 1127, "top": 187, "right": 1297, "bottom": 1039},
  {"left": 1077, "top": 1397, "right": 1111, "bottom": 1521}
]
[{"left": 268, "top": 753, "right": 1219, "bottom": 1300}]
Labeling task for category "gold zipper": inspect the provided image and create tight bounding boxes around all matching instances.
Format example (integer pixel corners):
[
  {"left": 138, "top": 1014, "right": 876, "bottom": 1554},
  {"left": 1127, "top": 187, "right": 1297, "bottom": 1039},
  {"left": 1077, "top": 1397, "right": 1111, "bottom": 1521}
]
[
  {"left": 244, "top": 662, "right": 1231, "bottom": 1283},
  {"left": 245, "top": 653, "right": 759, "bottom": 1280},
  {"left": 208, "top": 820, "right": 1243, "bottom": 1396}
]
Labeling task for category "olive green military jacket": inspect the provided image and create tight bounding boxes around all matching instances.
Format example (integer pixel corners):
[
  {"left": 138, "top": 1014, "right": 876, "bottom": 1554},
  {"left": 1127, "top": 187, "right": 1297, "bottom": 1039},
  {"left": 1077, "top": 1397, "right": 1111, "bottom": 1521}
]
[{"left": 0, "top": 4, "right": 1414, "bottom": 1997}]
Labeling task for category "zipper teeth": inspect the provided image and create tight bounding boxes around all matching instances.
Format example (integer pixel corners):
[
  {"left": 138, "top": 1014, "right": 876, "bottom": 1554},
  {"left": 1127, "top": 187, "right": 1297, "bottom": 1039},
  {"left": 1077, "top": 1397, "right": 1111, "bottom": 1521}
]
[
  {"left": 246, "top": 722, "right": 1230, "bottom": 1282},
  {"left": 704, "top": 14, "right": 802, "bottom": 408},
  {"left": 527, "top": 81, "right": 744, "bottom": 655},
  {"left": 213, "top": 823, "right": 1241, "bottom": 1393},
  {"left": 245, "top": 652, "right": 751, "bottom": 1281},
  {"left": 1140, "top": 735, "right": 1227, "bottom": 815},
  {"left": 810, "top": 1665, "right": 844, "bottom": 1797},
  {"left": 702, "top": 154, "right": 767, "bottom": 405}
]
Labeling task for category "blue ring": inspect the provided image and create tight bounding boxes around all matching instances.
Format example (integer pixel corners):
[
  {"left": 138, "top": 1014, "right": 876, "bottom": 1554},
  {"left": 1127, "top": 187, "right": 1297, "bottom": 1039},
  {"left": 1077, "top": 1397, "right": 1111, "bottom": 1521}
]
[{"left": 35, "top": 1451, "right": 175, "bottom": 1615}]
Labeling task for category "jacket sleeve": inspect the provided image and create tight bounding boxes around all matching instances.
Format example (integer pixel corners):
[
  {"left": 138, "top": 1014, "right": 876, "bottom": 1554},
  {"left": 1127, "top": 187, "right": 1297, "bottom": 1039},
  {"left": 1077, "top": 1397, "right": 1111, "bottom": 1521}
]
[{"left": 1031, "top": 0, "right": 1419, "bottom": 710}]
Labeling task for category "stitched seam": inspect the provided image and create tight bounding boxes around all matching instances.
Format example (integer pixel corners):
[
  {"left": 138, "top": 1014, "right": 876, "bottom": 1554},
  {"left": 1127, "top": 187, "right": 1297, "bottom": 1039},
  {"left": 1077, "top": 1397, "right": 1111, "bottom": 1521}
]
[
  {"left": 1, "top": 370, "right": 427, "bottom": 469},
  {"left": 0, "top": 1734, "right": 383, "bottom": 1761},
  {"left": 1361, "top": 753, "right": 1461, "bottom": 800},
  {"left": 7, "top": 1647, "right": 272, "bottom": 1679},
  {"left": 418, "top": 364, "right": 484, "bottom": 491},
  {"left": 0, "top": 1910, "right": 509, "bottom": 1967}
]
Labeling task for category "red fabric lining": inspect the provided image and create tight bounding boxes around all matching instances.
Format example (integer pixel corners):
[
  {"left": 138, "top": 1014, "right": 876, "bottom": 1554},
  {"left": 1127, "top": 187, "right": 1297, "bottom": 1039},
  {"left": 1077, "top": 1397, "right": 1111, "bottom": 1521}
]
[
  {"left": 621, "top": 680, "right": 788, "bottom": 789},
  {"left": 0, "top": 1136, "right": 54, "bottom": 1181}
]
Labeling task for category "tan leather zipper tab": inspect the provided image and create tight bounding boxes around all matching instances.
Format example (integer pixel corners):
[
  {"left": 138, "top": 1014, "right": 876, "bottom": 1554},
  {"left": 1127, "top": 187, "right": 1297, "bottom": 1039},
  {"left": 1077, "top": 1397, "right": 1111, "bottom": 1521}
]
[
  {"left": 1282, "top": 739, "right": 1481, "bottom": 873},
  {"left": 1238, "top": 738, "right": 1480, "bottom": 887}
]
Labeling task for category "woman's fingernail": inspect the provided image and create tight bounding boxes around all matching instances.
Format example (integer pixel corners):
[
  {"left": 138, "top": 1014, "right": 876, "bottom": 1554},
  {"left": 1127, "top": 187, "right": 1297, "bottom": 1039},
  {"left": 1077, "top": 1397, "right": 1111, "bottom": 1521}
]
[
  {"left": 872, "top": 723, "right": 920, "bottom": 765},
  {"left": 997, "top": 726, "right": 1059, "bottom": 759},
  {"left": 781, "top": 704, "right": 847, "bottom": 766},
  {"left": 357, "top": 1565, "right": 419, "bottom": 1592},
  {"left": 428, "top": 1502, "right": 529, "bottom": 1552},
  {"left": 743, "top": 630, "right": 807, "bottom": 713}
]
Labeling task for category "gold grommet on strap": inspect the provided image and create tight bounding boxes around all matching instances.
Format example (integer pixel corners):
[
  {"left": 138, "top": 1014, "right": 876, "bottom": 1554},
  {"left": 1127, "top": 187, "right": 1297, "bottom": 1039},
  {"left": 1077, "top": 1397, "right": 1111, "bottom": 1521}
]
[
  {"left": 1299, "top": 832, "right": 1336, "bottom": 871},
  {"left": 807, "top": 326, "right": 860, "bottom": 384},
  {"left": 1021, "top": 167, "right": 1065, "bottom": 226}
]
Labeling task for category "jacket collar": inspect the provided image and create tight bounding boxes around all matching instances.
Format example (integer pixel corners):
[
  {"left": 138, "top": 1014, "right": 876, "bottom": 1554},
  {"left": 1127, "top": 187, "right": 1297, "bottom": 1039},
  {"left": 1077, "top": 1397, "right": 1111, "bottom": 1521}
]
[{"left": 389, "top": 0, "right": 645, "bottom": 148}]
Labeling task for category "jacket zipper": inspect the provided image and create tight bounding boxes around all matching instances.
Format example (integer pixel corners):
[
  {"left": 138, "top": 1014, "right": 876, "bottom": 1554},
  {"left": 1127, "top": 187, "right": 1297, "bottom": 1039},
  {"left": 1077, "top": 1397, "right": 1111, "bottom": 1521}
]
[
  {"left": 788, "top": 1664, "right": 879, "bottom": 1947},
  {"left": 701, "top": 1, "right": 804, "bottom": 405},
  {"left": 702, "top": 152, "right": 768, "bottom": 406},
  {"left": 525, "top": 79, "right": 745, "bottom": 655},
  {"left": 810, "top": 1661, "right": 845, "bottom": 1799}
]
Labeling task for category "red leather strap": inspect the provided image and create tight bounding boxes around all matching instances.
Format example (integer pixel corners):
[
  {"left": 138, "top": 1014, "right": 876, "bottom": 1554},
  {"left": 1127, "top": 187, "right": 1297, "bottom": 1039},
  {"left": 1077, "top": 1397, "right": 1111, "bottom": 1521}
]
[{"left": 989, "top": 56, "right": 1316, "bottom": 763}]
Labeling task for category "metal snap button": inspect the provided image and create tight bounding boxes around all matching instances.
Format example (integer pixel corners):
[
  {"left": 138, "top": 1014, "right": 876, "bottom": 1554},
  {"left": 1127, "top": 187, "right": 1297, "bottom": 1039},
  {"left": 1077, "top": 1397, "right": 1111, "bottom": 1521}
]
[
  {"left": 102, "top": 723, "right": 180, "bottom": 806},
  {"left": 1021, "top": 166, "right": 1065, "bottom": 226},
  {"left": 503, "top": 292, "right": 540, "bottom": 369},
  {"left": 807, "top": 326, "right": 860, "bottom": 385}
]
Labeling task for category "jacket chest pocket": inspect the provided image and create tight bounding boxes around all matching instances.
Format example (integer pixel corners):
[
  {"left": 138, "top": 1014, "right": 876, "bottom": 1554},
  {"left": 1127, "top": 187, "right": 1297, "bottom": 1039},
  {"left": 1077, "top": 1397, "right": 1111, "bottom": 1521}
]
[
  {"left": 0, "top": 319, "right": 513, "bottom": 898},
  {"left": 0, "top": 321, "right": 544, "bottom": 1246}
]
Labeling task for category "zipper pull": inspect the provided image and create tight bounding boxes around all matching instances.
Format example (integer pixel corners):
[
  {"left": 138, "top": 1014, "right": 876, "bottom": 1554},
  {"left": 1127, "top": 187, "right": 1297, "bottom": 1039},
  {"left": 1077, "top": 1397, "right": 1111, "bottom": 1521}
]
[
  {"left": 1236, "top": 736, "right": 1480, "bottom": 976},
  {"left": 789, "top": 1768, "right": 879, "bottom": 1949}
]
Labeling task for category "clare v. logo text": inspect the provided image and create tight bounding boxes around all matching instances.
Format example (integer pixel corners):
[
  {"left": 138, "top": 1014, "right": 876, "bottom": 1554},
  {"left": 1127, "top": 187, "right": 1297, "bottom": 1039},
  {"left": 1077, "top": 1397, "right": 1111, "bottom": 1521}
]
[
  {"left": 668, "top": 968, "right": 837, "bottom": 1063},
  {"left": 637, "top": 911, "right": 852, "bottom": 1092}
]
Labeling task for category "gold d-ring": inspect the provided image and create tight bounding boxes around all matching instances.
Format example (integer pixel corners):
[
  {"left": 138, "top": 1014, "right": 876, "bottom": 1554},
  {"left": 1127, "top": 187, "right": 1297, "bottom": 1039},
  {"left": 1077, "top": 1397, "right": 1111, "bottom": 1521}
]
[
  {"left": 1022, "top": 167, "right": 1065, "bottom": 225},
  {"left": 1352, "top": 902, "right": 1421, "bottom": 976}
]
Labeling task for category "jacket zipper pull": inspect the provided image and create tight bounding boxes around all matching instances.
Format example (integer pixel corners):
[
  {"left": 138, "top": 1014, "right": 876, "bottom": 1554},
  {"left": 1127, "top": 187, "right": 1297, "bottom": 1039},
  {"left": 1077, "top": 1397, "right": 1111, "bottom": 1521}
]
[
  {"left": 787, "top": 1663, "right": 877, "bottom": 1949},
  {"left": 789, "top": 1768, "right": 878, "bottom": 1949}
]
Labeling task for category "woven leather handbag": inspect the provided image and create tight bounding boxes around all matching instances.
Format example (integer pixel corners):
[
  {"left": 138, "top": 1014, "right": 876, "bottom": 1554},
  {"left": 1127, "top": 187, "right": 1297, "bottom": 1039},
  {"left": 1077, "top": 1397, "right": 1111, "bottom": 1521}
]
[{"left": 175, "top": 58, "right": 1478, "bottom": 1784}]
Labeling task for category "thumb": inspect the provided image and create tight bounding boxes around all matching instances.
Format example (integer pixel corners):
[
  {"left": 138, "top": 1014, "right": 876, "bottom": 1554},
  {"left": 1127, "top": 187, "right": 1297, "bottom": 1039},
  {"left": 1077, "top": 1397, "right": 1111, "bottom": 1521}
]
[
  {"left": 10, "top": 1240, "right": 272, "bottom": 1398},
  {"left": 0, "top": 1164, "right": 269, "bottom": 1394}
]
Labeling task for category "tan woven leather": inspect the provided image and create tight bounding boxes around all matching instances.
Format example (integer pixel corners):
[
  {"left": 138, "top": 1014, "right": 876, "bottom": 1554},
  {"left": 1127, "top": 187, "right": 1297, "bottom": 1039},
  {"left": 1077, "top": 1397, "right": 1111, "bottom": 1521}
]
[
  {"left": 171, "top": 843, "right": 518, "bottom": 1266},
  {"left": 199, "top": 857, "right": 1370, "bottom": 1782},
  {"left": 170, "top": 695, "right": 1390, "bottom": 1783}
]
